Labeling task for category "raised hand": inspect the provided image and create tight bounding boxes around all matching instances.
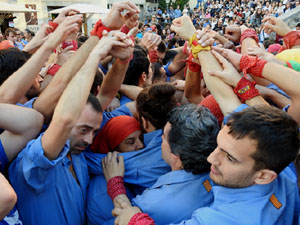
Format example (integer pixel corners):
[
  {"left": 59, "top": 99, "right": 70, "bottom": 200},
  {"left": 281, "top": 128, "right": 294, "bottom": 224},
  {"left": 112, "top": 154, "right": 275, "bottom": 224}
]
[
  {"left": 113, "top": 197, "right": 142, "bottom": 225},
  {"left": 224, "top": 25, "right": 248, "bottom": 43},
  {"left": 108, "top": 30, "right": 135, "bottom": 60},
  {"left": 141, "top": 32, "right": 162, "bottom": 50},
  {"left": 171, "top": 15, "right": 196, "bottom": 41},
  {"left": 124, "top": 12, "right": 139, "bottom": 29},
  {"left": 102, "top": 2, "right": 140, "bottom": 30},
  {"left": 209, "top": 50, "right": 242, "bottom": 87},
  {"left": 102, "top": 152, "right": 125, "bottom": 182},
  {"left": 45, "top": 15, "right": 82, "bottom": 50},
  {"left": 53, "top": 9, "right": 80, "bottom": 25},
  {"left": 262, "top": 16, "right": 291, "bottom": 36},
  {"left": 196, "top": 30, "right": 215, "bottom": 47}
]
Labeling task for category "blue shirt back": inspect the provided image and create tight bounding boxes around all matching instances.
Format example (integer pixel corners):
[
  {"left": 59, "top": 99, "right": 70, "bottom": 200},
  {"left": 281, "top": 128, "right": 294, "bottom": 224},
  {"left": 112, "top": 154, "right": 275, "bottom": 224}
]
[{"left": 132, "top": 170, "right": 214, "bottom": 225}]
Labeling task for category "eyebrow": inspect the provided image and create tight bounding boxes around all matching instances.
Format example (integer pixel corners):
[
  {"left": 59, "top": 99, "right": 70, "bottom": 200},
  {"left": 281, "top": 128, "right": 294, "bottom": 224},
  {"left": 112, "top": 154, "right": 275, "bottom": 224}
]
[
  {"left": 219, "top": 148, "right": 240, "bottom": 163},
  {"left": 78, "top": 125, "right": 93, "bottom": 130}
]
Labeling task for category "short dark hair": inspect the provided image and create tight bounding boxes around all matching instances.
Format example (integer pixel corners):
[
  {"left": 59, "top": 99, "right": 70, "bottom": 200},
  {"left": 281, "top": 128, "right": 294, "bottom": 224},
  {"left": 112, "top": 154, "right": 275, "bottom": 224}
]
[
  {"left": 168, "top": 104, "right": 219, "bottom": 174},
  {"left": 137, "top": 83, "right": 176, "bottom": 129},
  {"left": 87, "top": 93, "right": 103, "bottom": 113},
  {"left": 0, "top": 48, "right": 31, "bottom": 85},
  {"left": 157, "top": 41, "right": 166, "bottom": 53},
  {"left": 151, "top": 62, "right": 164, "bottom": 83},
  {"left": 123, "top": 48, "right": 149, "bottom": 86},
  {"left": 227, "top": 105, "right": 300, "bottom": 174}
]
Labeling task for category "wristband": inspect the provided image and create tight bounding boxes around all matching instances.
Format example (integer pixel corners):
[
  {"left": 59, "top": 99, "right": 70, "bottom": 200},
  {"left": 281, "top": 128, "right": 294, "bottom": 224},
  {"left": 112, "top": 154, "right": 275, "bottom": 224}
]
[
  {"left": 121, "top": 24, "right": 130, "bottom": 35},
  {"left": 240, "top": 55, "right": 267, "bottom": 78},
  {"left": 240, "top": 29, "right": 259, "bottom": 45},
  {"left": 188, "top": 33, "right": 211, "bottom": 59},
  {"left": 46, "top": 21, "right": 59, "bottom": 34},
  {"left": 47, "top": 64, "right": 61, "bottom": 76},
  {"left": 107, "top": 176, "right": 126, "bottom": 200},
  {"left": 186, "top": 52, "right": 201, "bottom": 73},
  {"left": 281, "top": 31, "right": 300, "bottom": 52},
  {"left": 128, "top": 213, "right": 155, "bottom": 225},
  {"left": 90, "top": 19, "right": 111, "bottom": 39},
  {"left": 233, "top": 77, "right": 260, "bottom": 102}
]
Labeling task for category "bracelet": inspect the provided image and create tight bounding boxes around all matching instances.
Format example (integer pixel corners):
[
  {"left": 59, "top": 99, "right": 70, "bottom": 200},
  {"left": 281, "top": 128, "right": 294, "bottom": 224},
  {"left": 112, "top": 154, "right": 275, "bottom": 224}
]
[
  {"left": 116, "top": 54, "right": 133, "bottom": 65},
  {"left": 240, "top": 29, "right": 259, "bottom": 45},
  {"left": 46, "top": 21, "right": 59, "bottom": 34},
  {"left": 90, "top": 19, "right": 111, "bottom": 39},
  {"left": 240, "top": 55, "right": 267, "bottom": 78},
  {"left": 281, "top": 31, "right": 300, "bottom": 52},
  {"left": 188, "top": 33, "right": 211, "bottom": 59},
  {"left": 47, "top": 64, "right": 61, "bottom": 76},
  {"left": 233, "top": 77, "right": 260, "bottom": 102},
  {"left": 128, "top": 213, "right": 155, "bottom": 225},
  {"left": 107, "top": 176, "right": 127, "bottom": 200},
  {"left": 186, "top": 52, "right": 201, "bottom": 73}
]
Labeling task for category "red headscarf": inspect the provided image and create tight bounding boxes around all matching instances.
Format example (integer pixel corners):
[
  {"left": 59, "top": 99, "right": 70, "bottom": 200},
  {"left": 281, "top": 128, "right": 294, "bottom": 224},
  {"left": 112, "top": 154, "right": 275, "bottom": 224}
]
[{"left": 90, "top": 116, "right": 141, "bottom": 154}]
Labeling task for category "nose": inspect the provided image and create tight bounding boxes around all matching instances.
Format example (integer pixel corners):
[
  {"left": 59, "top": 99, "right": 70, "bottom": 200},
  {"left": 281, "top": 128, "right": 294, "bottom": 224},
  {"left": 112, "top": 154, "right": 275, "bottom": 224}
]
[
  {"left": 207, "top": 147, "right": 220, "bottom": 166},
  {"left": 84, "top": 132, "right": 94, "bottom": 145},
  {"left": 135, "top": 138, "right": 144, "bottom": 150}
]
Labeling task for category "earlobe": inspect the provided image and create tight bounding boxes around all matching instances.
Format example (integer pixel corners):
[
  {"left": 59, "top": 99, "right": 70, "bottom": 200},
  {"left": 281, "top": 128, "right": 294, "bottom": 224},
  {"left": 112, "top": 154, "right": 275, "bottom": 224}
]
[
  {"left": 141, "top": 117, "right": 148, "bottom": 130},
  {"left": 141, "top": 72, "right": 147, "bottom": 82},
  {"left": 254, "top": 169, "right": 277, "bottom": 185}
]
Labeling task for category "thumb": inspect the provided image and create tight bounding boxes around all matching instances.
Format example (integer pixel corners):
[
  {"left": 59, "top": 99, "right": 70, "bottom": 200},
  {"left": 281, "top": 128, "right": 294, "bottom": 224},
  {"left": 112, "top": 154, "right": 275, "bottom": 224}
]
[{"left": 170, "top": 25, "right": 180, "bottom": 33}]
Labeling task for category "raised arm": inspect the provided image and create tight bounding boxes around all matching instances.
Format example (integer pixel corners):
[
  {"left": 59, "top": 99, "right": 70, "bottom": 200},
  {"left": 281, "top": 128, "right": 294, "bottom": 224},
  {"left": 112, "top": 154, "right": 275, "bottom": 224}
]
[
  {"left": 41, "top": 33, "right": 129, "bottom": 160},
  {"left": 33, "top": 2, "right": 139, "bottom": 123},
  {"left": 0, "top": 15, "right": 81, "bottom": 104}
]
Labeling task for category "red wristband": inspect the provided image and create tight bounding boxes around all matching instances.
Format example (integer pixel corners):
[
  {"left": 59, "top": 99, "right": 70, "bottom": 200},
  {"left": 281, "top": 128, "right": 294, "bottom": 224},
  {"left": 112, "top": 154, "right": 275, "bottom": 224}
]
[
  {"left": 107, "top": 176, "right": 126, "bottom": 200},
  {"left": 47, "top": 64, "right": 61, "bottom": 76},
  {"left": 240, "top": 29, "right": 259, "bottom": 45},
  {"left": 233, "top": 77, "right": 260, "bottom": 102},
  {"left": 149, "top": 50, "right": 159, "bottom": 63},
  {"left": 240, "top": 55, "right": 267, "bottom": 78},
  {"left": 128, "top": 213, "right": 155, "bottom": 225},
  {"left": 186, "top": 52, "right": 201, "bottom": 73},
  {"left": 121, "top": 24, "right": 130, "bottom": 35},
  {"left": 46, "top": 21, "right": 59, "bottom": 34},
  {"left": 90, "top": 19, "right": 111, "bottom": 39},
  {"left": 281, "top": 30, "right": 300, "bottom": 52}
]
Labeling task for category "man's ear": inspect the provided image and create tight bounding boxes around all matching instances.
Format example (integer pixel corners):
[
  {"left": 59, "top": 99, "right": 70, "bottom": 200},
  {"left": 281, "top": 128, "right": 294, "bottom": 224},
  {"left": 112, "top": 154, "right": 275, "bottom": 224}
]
[
  {"left": 171, "top": 153, "right": 183, "bottom": 170},
  {"left": 141, "top": 72, "right": 147, "bottom": 82},
  {"left": 141, "top": 116, "right": 148, "bottom": 130},
  {"left": 254, "top": 169, "right": 277, "bottom": 185}
]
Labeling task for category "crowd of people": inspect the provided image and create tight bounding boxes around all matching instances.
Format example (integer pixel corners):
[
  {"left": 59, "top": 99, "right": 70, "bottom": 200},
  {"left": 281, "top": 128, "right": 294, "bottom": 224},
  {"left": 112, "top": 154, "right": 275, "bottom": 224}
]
[{"left": 0, "top": 0, "right": 299, "bottom": 224}]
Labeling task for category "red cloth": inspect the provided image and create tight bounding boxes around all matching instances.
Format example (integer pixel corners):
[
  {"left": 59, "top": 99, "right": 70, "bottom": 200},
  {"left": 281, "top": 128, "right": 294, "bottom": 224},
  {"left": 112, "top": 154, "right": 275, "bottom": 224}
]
[
  {"left": 120, "top": 24, "right": 135, "bottom": 43},
  {"left": 90, "top": 19, "right": 111, "bottom": 39},
  {"left": 46, "top": 21, "right": 59, "bottom": 34},
  {"left": 200, "top": 95, "right": 224, "bottom": 126},
  {"left": 233, "top": 77, "right": 260, "bottom": 102},
  {"left": 128, "top": 213, "right": 155, "bottom": 225},
  {"left": 47, "top": 64, "right": 61, "bottom": 76},
  {"left": 107, "top": 176, "right": 127, "bottom": 200},
  {"left": 240, "top": 55, "right": 267, "bottom": 78},
  {"left": 90, "top": 116, "right": 141, "bottom": 154},
  {"left": 0, "top": 40, "right": 14, "bottom": 50},
  {"left": 240, "top": 29, "right": 259, "bottom": 45},
  {"left": 186, "top": 52, "right": 201, "bottom": 73},
  {"left": 280, "top": 30, "right": 300, "bottom": 52}
]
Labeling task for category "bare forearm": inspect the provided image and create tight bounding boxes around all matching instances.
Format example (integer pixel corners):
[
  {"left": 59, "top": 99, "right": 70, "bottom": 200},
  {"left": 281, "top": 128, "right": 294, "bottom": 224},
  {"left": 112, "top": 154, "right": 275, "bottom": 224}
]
[
  {"left": 98, "top": 61, "right": 129, "bottom": 110},
  {"left": 168, "top": 51, "right": 187, "bottom": 75},
  {"left": 241, "top": 38, "right": 258, "bottom": 55},
  {"left": 245, "top": 95, "right": 269, "bottom": 106},
  {"left": 120, "top": 84, "right": 143, "bottom": 101},
  {"left": 198, "top": 51, "right": 241, "bottom": 115},
  {"left": 184, "top": 69, "right": 203, "bottom": 104},
  {"left": 0, "top": 173, "right": 16, "bottom": 220},
  {"left": 0, "top": 45, "right": 52, "bottom": 104},
  {"left": 33, "top": 36, "right": 99, "bottom": 122}
]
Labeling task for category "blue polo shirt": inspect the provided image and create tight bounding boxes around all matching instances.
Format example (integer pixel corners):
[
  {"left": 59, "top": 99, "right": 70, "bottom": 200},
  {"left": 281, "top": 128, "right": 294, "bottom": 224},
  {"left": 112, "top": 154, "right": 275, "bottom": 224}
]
[
  {"left": 9, "top": 133, "right": 89, "bottom": 225},
  {"left": 85, "top": 129, "right": 171, "bottom": 225},
  {"left": 132, "top": 171, "right": 214, "bottom": 225},
  {"left": 0, "top": 140, "right": 8, "bottom": 173},
  {"left": 174, "top": 167, "right": 300, "bottom": 225}
]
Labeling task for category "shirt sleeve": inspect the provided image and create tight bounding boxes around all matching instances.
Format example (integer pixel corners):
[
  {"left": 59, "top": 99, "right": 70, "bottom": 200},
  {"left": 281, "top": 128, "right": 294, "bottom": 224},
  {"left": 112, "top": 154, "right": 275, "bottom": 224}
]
[{"left": 101, "top": 104, "right": 133, "bottom": 128}]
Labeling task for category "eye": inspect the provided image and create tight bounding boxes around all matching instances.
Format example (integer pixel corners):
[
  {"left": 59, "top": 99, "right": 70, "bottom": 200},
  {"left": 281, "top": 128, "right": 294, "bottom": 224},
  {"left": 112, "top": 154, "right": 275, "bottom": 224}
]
[
  {"left": 226, "top": 154, "right": 235, "bottom": 162},
  {"left": 80, "top": 128, "right": 87, "bottom": 134}
]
